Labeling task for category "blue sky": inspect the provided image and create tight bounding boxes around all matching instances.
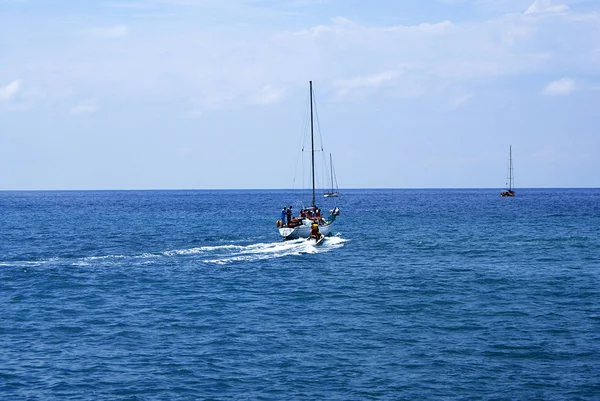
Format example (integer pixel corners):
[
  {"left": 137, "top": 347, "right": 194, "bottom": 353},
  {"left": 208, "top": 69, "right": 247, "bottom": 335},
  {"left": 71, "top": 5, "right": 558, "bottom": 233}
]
[{"left": 1, "top": 0, "right": 599, "bottom": 189}]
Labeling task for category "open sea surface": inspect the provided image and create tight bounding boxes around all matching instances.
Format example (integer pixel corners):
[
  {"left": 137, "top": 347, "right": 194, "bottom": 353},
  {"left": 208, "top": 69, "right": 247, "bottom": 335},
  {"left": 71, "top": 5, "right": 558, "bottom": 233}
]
[{"left": 1, "top": 189, "right": 599, "bottom": 400}]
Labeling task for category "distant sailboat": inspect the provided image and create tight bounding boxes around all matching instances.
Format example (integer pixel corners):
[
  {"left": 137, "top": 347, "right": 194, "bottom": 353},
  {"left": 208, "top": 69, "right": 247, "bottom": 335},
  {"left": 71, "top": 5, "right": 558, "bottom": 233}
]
[
  {"left": 324, "top": 153, "right": 339, "bottom": 198},
  {"left": 500, "top": 145, "right": 515, "bottom": 197}
]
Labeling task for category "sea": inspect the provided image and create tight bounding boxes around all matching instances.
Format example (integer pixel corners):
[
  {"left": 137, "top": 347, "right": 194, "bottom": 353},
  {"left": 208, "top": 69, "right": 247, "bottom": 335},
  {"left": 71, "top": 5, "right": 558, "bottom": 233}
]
[{"left": 1, "top": 189, "right": 599, "bottom": 400}]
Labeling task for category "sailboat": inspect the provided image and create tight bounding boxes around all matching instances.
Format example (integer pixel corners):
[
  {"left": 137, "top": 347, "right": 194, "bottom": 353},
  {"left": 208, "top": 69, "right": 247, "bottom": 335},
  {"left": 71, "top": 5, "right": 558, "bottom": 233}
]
[
  {"left": 278, "top": 81, "right": 340, "bottom": 240},
  {"left": 324, "top": 153, "right": 339, "bottom": 198},
  {"left": 500, "top": 145, "right": 515, "bottom": 197}
]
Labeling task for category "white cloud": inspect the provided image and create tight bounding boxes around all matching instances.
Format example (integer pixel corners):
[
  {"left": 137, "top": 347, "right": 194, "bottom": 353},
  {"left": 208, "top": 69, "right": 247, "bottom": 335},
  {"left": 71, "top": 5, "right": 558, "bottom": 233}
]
[
  {"left": 384, "top": 20, "right": 453, "bottom": 34},
  {"left": 104, "top": 2, "right": 152, "bottom": 9},
  {"left": 87, "top": 25, "right": 129, "bottom": 38},
  {"left": 449, "top": 93, "right": 473, "bottom": 107},
  {"left": 326, "top": 16, "right": 352, "bottom": 26},
  {"left": 524, "top": 0, "right": 568, "bottom": 15},
  {"left": 248, "top": 85, "right": 287, "bottom": 106},
  {"left": 187, "top": 93, "right": 237, "bottom": 116},
  {"left": 187, "top": 85, "right": 287, "bottom": 115},
  {"left": 294, "top": 17, "right": 345, "bottom": 37},
  {"left": 296, "top": 17, "right": 453, "bottom": 38},
  {"left": 543, "top": 77, "right": 576, "bottom": 95},
  {"left": 71, "top": 98, "right": 99, "bottom": 114},
  {"left": 0, "top": 80, "right": 21, "bottom": 102},
  {"left": 333, "top": 71, "right": 401, "bottom": 97}
]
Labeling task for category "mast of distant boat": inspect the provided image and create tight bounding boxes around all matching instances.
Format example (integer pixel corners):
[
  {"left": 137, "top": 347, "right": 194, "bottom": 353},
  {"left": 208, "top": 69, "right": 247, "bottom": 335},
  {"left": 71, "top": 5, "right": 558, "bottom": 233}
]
[
  {"left": 310, "top": 81, "right": 316, "bottom": 208},
  {"left": 329, "top": 153, "right": 334, "bottom": 194},
  {"left": 508, "top": 145, "right": 513, "bottom": 192}
]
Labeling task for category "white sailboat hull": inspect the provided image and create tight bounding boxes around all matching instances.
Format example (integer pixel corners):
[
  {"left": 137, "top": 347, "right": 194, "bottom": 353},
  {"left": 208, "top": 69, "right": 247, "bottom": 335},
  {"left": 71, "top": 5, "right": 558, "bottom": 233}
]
[{"left": 279, "top": 219, "right": 335, "bottom": 240}]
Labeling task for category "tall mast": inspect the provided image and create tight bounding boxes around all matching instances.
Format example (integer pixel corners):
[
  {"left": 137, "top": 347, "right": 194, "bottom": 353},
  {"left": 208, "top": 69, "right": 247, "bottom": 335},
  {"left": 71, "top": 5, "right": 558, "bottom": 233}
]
[
  {"left": 509, "top": 145, "right": 513, "bottom": 191},
  {"left": 310, "top": 81, "right": 315, "bottom": 207}
]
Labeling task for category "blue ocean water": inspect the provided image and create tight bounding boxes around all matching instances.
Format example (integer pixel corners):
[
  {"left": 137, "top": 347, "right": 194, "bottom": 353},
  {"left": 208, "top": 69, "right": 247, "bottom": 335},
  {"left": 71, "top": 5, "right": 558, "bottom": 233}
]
[{"left": 1, "top": 189, "right": 599, "bottom": 400}]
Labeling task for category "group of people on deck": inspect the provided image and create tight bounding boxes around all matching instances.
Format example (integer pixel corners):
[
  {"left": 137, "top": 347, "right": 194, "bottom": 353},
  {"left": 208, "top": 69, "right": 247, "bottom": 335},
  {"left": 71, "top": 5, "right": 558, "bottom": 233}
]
[{"left": 278, "top": 205, "right": 324, "bottom": 228}]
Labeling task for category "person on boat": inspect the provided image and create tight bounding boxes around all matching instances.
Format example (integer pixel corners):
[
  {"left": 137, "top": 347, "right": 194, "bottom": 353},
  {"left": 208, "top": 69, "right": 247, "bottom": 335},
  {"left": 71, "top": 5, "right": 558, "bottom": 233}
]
[
  {"left": 308, "top": 223, "right": 322, "bottom": 240},
  {"left": 286, "top": 205, "right": 293, "bottom": 226},
  {"left": 280, "top": 207, "right": 287, "bottom": 227}
]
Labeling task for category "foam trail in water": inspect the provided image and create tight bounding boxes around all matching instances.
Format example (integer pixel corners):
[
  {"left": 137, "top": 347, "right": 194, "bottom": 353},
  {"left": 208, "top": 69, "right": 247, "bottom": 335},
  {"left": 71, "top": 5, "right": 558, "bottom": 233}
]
[
  {"left": 162, "top": 244, "right": 243, "bottom": 256},
  {"left": 201, "top": 237, "right": 348, "bottom": 265},
  {"left": 0, "top": 237, "right": 348, "bottom": 268}
]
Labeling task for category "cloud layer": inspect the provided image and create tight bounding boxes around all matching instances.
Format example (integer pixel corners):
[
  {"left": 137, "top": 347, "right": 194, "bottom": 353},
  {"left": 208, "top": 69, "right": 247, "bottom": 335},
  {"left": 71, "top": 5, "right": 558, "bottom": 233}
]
[{"left": 3, "top": 1, "right": 598, "bottom": 112}]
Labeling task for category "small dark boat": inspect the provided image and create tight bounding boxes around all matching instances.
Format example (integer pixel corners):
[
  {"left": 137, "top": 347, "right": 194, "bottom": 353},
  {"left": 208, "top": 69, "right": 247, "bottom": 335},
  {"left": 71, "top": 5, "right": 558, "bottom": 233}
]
[{"left": 501, "top": 145, "right": 516, "bottom": 197}]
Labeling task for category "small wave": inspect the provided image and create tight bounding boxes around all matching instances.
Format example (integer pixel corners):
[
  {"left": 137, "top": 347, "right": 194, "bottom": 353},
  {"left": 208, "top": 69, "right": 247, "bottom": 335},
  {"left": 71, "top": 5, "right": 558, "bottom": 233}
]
[
  {"left": 162, "top": 244, "right": 244, "bottom": 256},
  {"left": 0, "top": 253, "right": 161, "bottom": 268},
  {"left": 0, "top": 258, "right": 62, "bottom": 268},
  {"left": 82, "top": 254, "right": 128, "bottom": 261},
  {"left": 74, "top": 252, "right": 162, "bottom": 266},
  {"left": 325, "top": 236, "right": 347, "bottom": 248}
]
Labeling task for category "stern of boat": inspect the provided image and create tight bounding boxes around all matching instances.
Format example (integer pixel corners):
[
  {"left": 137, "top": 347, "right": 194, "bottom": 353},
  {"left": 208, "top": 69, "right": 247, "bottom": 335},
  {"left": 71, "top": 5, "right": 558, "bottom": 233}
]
[{"left": 279, "top": 227, "right": 297, "bottom": 239}]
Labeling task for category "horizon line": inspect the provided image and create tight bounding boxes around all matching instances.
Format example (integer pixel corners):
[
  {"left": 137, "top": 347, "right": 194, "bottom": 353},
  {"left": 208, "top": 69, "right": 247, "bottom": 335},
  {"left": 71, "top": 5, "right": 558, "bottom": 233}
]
[{"left": 1, "top": 187, "right": 599, "bottom": 192}]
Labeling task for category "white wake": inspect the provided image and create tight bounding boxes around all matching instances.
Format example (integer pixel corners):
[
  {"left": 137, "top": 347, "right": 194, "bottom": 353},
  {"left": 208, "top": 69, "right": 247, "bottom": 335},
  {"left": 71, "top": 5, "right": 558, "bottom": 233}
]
[{"left": 1, "top": 236, "right": 347, "bottom": 268}]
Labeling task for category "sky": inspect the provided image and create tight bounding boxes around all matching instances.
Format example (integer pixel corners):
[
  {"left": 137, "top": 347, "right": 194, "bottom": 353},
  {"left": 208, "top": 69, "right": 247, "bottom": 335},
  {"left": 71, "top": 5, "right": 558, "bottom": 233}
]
[{"left": 1, "top": 0, "right": 599, "bottom": 190}]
